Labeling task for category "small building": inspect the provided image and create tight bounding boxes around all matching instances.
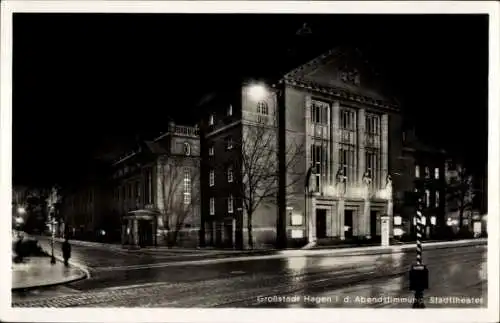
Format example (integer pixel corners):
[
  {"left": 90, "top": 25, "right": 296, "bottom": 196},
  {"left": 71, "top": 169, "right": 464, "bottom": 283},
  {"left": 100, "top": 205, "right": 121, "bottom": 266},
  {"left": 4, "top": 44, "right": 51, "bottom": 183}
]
[{"left": 110, "top": 122, "right": 201, "bottom": 248}]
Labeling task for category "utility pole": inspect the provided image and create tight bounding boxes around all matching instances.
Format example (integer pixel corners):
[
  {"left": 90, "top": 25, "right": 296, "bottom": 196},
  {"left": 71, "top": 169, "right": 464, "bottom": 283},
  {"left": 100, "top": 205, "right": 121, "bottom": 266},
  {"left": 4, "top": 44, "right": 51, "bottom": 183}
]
[{"left": 409, "top": 197, "right": 429, "bottom": 308}]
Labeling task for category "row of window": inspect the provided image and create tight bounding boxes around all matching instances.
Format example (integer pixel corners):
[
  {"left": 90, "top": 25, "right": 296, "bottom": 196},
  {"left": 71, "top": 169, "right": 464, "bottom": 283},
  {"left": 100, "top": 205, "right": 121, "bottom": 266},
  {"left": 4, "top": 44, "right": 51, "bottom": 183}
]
[
  {"left": 311, "top": 101, "right": 381, "bottom": 135},
  {"left": 415, "top": 166, "right": 440, "bottom": 179},
  {"left": 420, "top": 189, "right": 441, "bottom": 208},
  {"left": 209, "top": 166, "right": 233, "bottom": 187},
  {"left": 209, "top": 195, "right": 234, "bottom": 215},
  {"left": 207, "top": 137, "right": 234, "bottom": 157},
  {"left": 310, "top": 143, "right": 381, "bottom": 185}
]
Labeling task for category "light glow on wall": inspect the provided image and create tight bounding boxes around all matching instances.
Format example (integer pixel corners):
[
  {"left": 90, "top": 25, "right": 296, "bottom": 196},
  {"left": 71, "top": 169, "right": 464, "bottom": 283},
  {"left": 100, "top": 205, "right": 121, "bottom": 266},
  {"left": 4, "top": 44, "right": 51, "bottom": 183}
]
[
  {"left": 247, "top": 84, "right": 268, "bottom": 101},
  {"left": 393, "top": 228, "right": 404, "bottom": 236}
]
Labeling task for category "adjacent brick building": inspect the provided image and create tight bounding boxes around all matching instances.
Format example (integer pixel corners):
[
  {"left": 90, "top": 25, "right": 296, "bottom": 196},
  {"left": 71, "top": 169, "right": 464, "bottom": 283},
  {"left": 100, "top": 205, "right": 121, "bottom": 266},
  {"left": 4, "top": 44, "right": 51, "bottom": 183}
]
[{"left": 393, "top": 128, "right": 447, "bottom": 239}]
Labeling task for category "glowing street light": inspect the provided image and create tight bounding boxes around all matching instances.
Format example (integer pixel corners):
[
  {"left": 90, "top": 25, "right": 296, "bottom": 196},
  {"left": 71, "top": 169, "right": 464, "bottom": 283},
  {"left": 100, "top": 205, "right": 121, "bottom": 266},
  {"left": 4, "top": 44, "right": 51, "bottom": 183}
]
[
  {"left": 17, "top": 207, "right": 26, "bottom": 215},
  {"left": 247, "top": 83, "right": 268, "bottom": 101}
]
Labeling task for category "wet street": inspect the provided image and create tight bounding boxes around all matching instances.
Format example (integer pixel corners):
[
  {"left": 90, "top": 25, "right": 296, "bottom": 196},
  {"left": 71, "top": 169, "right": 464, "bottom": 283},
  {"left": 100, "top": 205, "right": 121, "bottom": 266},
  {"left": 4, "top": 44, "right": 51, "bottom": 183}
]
[{"left": 12, "top": 241, "right": 487, "bottom": 308}]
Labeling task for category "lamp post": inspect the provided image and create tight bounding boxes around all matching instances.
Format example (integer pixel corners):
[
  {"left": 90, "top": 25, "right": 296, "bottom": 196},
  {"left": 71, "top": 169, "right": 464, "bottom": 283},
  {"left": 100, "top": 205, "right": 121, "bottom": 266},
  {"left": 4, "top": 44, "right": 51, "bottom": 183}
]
[{"left": 50, "top": 206, "right": 56, "bottom": 264}]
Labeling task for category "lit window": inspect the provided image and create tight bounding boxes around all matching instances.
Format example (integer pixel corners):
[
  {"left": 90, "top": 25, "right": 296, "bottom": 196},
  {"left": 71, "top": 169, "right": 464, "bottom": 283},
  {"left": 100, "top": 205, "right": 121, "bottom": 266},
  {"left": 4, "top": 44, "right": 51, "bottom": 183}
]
[
  {"left": 208, "top": 145, "right": 214, "bottom": 156},
  {"left": 209, "top": 197, "right": 215, "bottom": 215},
  {"left": 257, "top": 101, "right": 268, "bottom": 115},
  {"left": 340, "top": 108, "right": 356, "bottom": 131},
  {"left": 226, "top": 137, "right": 233, "bottom": 150},
  {"left": 183, "top": 168, "right": 191, "bottom": 205},
  {"left": 184, "top": 142, "right": 191, "bottom": 156},
  {"left": 209, "top": 170, "right": 215, "bottom": 187},
  {"left": 365, "top": 114, "right": 380, "bottom": 135},
  {"left": 209, "top": 114, "right": 214, "bottom": 126},
  {"left": 291, "top": 229, "right": 304, "bottom": 239},
  {"left": 425, "top": 166, "right": 430, "bottom": 178},
  {"left": 257, "top": 101, "right": 269, "bottom": 123},
  {"left": 415, "top": 165, "right": 420, "bottom": 178},
  {"left": 291, "top": 214, "right": 303, "bottom": 226},
  {"left": 227, "top": 104, "right": 233, "bottom": 116},
  {"left": 227, "top": 166, "right": 233, "bottom": 183},
  {"left": 434, "top": 167, "right": 439, "bottom": 179},
  {"left": 311, "top": 100, "right": 329, "bottom": 125},
  {"left": 425, "top": 189, "right": 430, "bottom": 207},
  {"left": 435, "top": 191, "right": 440, "bottom": 207},
  {"left": 228, "top": 195, "right": 234, "bottom": 214}
]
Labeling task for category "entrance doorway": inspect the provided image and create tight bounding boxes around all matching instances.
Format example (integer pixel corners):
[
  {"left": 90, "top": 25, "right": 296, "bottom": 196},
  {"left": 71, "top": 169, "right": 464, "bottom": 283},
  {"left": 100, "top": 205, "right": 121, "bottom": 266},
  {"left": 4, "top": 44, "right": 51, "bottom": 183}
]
[
  {"left": 316, "top": 209, "right": 327, "bottom": 239},
  {"left": 370, "top": 211, "right": 378, "bottom": 238},
  {"left": 344, "top": 210, "right": 353, "bottom": 239},
  {"left": 138, "top": 219, "right": 153, "bottom": 247},
  {"left": 223, "top": 220, "right": 233, "bottom": 248}
]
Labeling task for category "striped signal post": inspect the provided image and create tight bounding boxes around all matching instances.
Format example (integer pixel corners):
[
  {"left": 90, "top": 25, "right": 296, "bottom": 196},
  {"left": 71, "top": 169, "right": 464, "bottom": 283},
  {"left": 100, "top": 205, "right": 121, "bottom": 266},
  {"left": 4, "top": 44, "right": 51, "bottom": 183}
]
[
  {"left": 409, "top": 197, "right": 429, "bottom": 308},
  {"left": 416, "top": 207, "right": 423, "bottom": 265}
]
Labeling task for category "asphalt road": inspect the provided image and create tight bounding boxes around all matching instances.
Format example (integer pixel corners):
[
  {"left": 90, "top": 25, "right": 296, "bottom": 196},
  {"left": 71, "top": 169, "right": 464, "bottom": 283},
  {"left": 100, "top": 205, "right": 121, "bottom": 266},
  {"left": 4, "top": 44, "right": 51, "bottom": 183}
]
[{"left": 12, "top": 241, "right": 487, "bottom": 308}]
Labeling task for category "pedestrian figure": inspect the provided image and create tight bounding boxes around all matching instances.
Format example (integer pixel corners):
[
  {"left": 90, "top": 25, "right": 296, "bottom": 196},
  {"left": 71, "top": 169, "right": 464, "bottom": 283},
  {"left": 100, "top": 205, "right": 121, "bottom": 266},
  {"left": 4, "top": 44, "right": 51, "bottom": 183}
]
[
  {"left": 15, "top": 235, "right": 24, "bottom": 263},
  {"left": 62, "top": 237, "right": 71, "bottom": 267}
]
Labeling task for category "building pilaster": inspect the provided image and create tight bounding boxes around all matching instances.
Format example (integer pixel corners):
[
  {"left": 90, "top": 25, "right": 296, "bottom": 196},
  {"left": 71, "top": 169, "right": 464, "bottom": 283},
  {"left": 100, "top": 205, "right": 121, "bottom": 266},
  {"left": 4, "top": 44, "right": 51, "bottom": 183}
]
[
  {"left": 133, "top": 218, "right": 139, "bottom": 247},
  {"left": 381, "top": 114, "right": 389, "bottom": 186},
  {"left": 357, "top": 108, "right": 366, "bottom": 186},
  {"left": 309, "top": 197, "right": 316, "bottom": 243},
  {"left": 331, "top": 101, "right": 340, "bottom": 192},
  {"left": 338, "top": 199, "right": 345, "bottom": 240},
  {"left": 357, "top": 109, "right": 367, "bottom": 236}
]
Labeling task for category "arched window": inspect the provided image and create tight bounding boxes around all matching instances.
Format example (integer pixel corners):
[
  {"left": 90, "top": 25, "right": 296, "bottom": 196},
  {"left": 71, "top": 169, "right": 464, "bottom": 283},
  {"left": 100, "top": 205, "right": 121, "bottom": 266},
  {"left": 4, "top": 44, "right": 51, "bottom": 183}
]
[
  {"left": 183, "top": 142, "right": 191, "bottom": 156},
  {"left": 257, "top": 101, "right": 268, "bottom": 115}
]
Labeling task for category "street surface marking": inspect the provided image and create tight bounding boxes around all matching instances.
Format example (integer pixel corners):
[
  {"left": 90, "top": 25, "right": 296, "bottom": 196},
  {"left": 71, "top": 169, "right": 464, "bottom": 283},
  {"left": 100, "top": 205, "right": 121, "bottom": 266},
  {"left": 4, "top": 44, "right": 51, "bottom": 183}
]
[{"left": 100, "top": 282, "right": 170, "bottom": 291}]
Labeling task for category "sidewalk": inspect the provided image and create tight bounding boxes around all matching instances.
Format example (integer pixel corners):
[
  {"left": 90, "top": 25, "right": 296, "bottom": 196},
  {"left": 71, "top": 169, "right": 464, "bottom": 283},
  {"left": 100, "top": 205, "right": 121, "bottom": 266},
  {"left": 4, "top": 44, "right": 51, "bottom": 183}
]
[
  {"left": 12, "top": 257, "right": 87, "bottom": 291},
  {"left": 37, "top": 234, "right": 486, "bottom": 259}
]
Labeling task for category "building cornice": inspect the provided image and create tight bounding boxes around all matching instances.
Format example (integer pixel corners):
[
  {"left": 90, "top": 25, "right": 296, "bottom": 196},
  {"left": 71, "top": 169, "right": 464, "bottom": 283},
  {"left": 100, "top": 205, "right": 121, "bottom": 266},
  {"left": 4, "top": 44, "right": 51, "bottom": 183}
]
[{"left": 283, "top": 78, "right": 400, "bottom": 112}]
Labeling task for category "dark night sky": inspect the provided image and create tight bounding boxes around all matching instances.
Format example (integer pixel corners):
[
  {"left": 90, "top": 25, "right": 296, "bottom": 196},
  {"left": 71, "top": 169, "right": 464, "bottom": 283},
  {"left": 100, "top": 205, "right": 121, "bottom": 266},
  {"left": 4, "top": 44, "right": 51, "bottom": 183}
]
[{"left": 12, "top": 14, "right": 489, "bottom": 186}]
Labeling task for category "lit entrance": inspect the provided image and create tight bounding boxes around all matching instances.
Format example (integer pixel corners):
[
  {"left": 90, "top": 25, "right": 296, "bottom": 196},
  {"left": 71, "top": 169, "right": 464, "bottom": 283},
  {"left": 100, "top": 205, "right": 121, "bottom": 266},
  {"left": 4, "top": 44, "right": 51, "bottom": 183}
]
[
  {"left": 344, "top": 210, "right": 353, "bottom": 239},
  {"left": 316, "top": 209, "right": 327, "bottom": 239},
  {"left": 370, "top": 211, "right": 378, "bottom": 238}
]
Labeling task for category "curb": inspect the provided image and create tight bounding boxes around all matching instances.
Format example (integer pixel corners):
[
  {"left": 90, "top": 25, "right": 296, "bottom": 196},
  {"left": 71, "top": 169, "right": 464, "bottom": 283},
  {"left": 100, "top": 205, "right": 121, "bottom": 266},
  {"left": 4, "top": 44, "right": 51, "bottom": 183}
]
[
  {"left": 11, "top": 254, "right": 89, "bottom": 291},
  {"left": 36, "top": 239, "right": 92, "bottom": 280},
  {"left": 12, "top": 268, "right": 87, "bottom": 292},
  {"left": 278, "top": 239, "right": 487, "bottom": 257}
]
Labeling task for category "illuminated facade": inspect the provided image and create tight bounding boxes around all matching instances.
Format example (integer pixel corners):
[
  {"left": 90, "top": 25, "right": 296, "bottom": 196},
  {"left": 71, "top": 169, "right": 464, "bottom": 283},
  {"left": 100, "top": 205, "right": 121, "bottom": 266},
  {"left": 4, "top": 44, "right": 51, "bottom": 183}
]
[
  {"left": 281, "top": 47, "right": 402, "bottom": 243},
  {"left": 200, "top": 47, "right": 403, "bottom": 248}
]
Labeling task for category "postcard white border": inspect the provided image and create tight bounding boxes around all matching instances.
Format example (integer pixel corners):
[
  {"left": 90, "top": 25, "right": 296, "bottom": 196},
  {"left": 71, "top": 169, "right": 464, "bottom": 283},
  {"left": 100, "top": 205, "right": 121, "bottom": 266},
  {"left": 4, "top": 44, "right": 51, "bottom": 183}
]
[{"left": 1, "top": 1, "right": 499, "bottom": 323}]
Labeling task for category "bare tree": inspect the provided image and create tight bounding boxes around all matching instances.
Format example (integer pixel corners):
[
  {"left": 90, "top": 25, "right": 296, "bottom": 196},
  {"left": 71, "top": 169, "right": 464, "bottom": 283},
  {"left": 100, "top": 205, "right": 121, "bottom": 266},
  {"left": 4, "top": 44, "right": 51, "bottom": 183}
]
[
  {"left": 234, "top": 124, "right": 304, "bottom": 249},
  {"left": 158, "top": 156, "right": 200, "bottom": 247},
  {"left": 446, "top": 165, "right": 475, "bottom": 229}
]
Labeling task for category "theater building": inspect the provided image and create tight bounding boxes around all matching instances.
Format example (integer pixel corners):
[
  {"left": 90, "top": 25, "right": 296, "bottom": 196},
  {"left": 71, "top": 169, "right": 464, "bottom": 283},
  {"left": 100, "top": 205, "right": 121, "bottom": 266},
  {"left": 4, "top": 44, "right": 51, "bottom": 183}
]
[{"left": 200, "top": 46, "right": 403, "bottom": 248}]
